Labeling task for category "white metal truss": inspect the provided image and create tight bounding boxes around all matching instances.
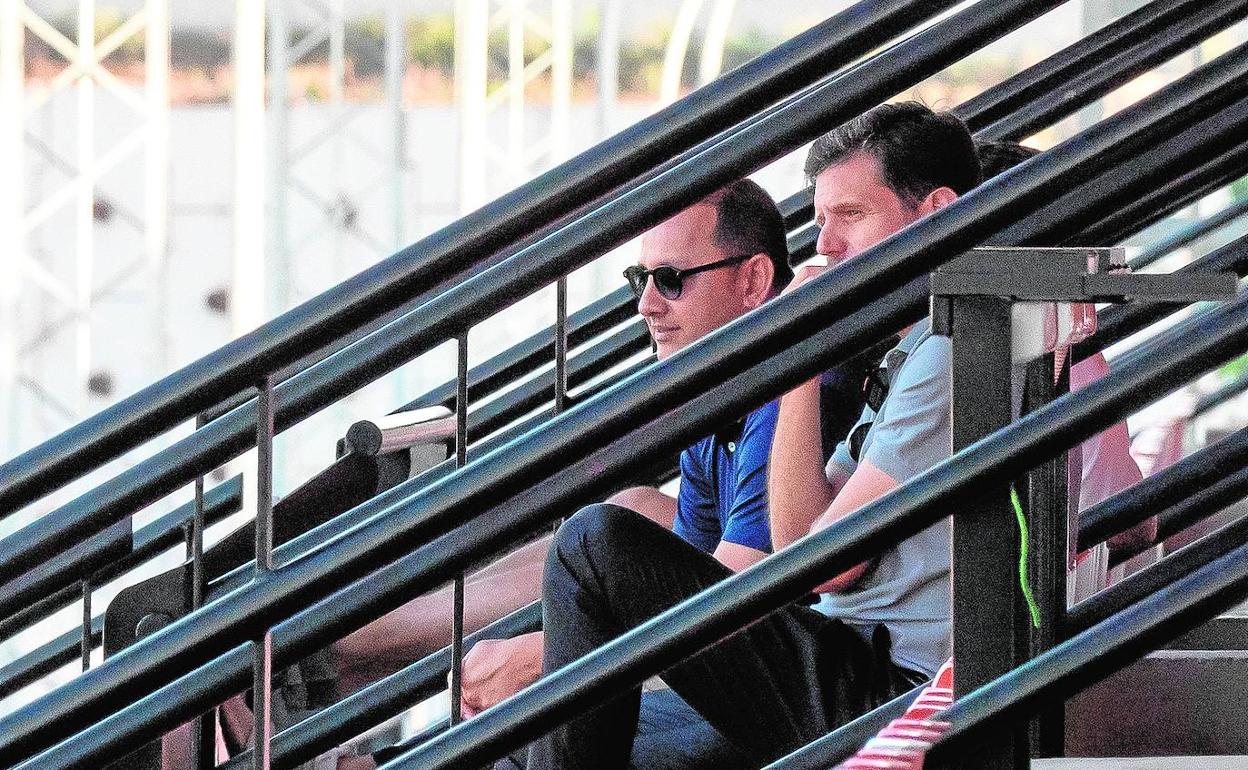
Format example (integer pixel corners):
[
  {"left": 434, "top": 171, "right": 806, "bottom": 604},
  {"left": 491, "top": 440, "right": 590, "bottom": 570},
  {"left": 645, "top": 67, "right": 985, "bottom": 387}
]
[
  {"left": 267, "top": 0, "right": 410, "bottom": 316},
  {"left": 454, "top": 0, "right": 573, "bottom": 213},
  {"left": 1, "top": 0, "right": 170, "bottom": 456}
]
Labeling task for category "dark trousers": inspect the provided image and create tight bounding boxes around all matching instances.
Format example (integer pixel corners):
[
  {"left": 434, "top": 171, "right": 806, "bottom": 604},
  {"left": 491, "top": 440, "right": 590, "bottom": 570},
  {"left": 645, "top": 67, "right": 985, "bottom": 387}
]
[{"left": 526, "top": 504, "right": 923, "bottom": 770}]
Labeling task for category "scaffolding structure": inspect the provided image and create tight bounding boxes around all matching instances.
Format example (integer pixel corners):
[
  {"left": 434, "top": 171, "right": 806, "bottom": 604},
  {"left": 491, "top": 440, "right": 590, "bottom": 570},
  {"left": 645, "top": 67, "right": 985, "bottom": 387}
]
[{"left": 0, "top": 0, "right": 170, "bottom": 462}]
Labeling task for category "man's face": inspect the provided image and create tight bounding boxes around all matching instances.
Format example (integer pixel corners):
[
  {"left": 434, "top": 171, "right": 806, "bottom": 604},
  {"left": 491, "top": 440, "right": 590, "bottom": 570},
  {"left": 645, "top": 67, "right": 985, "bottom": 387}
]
[
  {"left": 812, "top": 152, "right": 923, "bottom": 266},
  {"left": 635, "top": 203, "right": 755, "bottom": 360}
]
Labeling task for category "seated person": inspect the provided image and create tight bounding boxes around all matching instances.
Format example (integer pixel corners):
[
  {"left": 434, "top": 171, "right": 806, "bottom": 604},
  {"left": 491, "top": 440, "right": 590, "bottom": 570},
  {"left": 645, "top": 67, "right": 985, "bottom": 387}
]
[
  {"left": 526, "top": 102, "right": 981, "bottom": 770},
  {"left": 333, "top": 180, "right": 865, "bottom": 770}
]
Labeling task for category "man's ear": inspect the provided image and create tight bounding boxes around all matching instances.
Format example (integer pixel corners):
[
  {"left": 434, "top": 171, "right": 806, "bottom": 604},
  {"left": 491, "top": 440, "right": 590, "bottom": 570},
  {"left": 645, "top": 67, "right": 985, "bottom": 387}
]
[
  {"left": 919, "top": 186, "right": 958, "bottom": 215},
  {"left": 739, "top": 253, "right": 775, "bottom": 309}
]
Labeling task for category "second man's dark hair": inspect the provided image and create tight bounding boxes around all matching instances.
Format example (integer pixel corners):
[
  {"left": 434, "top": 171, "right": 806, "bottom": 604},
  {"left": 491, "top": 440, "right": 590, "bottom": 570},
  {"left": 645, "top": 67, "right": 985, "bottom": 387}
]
[
  {"left": 804, "top": 101, "right": 981, "bottom": 207},
  {"left": 708, "top": 178, "right": 793, "bottom": 292}
]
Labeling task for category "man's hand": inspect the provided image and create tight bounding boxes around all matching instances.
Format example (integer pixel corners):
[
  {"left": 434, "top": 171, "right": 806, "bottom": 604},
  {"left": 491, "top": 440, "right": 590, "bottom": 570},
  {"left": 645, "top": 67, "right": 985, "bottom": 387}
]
[{"left": 456, "top": 631, "right": 544, "bottom": 719}]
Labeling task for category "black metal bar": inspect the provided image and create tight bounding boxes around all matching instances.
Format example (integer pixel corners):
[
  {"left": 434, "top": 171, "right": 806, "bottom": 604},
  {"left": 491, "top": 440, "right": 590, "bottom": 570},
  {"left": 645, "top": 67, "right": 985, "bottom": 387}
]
[
  {"left": 0, "top": 480, "right": 243, "bottom": 701},
  {"left": 761, "top": 684, "right": 924, "bottom": 770},
  {"left": 1077, "top": 424, "right": 1248, "bottom": 552},
  {"left": 926, "top": 536, "right": 1248, "bottom": 765},
  {"left": 954, "top": 0, "right": 1215, "bottom": 131},
  {"left": 191, "top": 412, "right": 213, "bottom": 770},
  {"left": 1109, "top": 464, "right": 1248, "bottom": 569},
  {"left": 11, "top": 40, "right": 1248, "bottom": 766},
  {"left": 555, "top": 279, "right": 568, "bottom": 414},
  {"left": 1070, "top": 508, "right": 1248, "bottom": 636},
  {"left": 254, "top": 377, "right": 275, "bottom": 770},
  {"left": 1020, "top": 354, "right": 1066, "bottom": 757},
  {"left": 947, "top": 295, "right": 1026, "bottom": 770},
  {"left": 79, "top": 581, "right": 90, "bottom": 672},
  {"left": 0, "top": 0, "right": 1073, "bottom": 594},
  {"left": 976, "top": 0, "right": 1248, "bottom": 142},
  {"left": 0, "top": 0, "right": 959, "bottom": 525},
  {"left": 378, "top": 302, "right": 1248, "bottom": 770},
  {"left": 989, "top": 97, "right": 1248, "bottom": 251},
  {"left": 1077, "top": 233, "right": 1248, "bottom": 362},
  {"left": 1131, "top": 196, "right": 1248, "bottom": 271},
  {"left": 403, "top": 287, "right": 635, "bottom": 414},
  {"left": 0, "top": 617, "right": 103, "bottom": 698},
  {"left": 450, "top": 334, "right": 468, "bottom": 728},
  {"left": 1192, "top": 370, "right": 1248, "bottom": 418},
  {"left": 0, "top": 475, "right": 243, "bottom": 646},
  {"left": 1078, "top": 138, "right": 1248, "bottom": 250},
  {"left": 223, "top": 602, "right": 542, "bottom": 770},
  {"left": 464, "top": 322, "right": 650, "bottom": 444}
]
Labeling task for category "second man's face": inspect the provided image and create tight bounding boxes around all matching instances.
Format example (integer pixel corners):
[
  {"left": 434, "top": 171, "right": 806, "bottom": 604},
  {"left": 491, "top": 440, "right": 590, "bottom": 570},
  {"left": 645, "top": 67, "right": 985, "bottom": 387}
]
[
  {"left": 635, "top": 204, "right": 754, "bottom": 360},
  {"left": 812, "top": 152, "right": 923, "bottom": 265}
]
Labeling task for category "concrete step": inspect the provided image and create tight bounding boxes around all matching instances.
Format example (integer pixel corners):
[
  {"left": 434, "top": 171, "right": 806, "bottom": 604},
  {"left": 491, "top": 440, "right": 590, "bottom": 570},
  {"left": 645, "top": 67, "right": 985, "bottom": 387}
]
[
  {"left": 1066, "top": 646, "right": 1248, "bottom": 757},
  {"left": 1035, "top": 758, "right": 1248, "bottom": 769}
]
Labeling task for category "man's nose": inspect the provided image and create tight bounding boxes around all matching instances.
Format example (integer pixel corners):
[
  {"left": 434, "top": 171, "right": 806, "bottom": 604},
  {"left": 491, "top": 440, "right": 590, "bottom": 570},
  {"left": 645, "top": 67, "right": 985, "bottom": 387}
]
[
  {"left": 816, "top": 222, "right": 847, "bottom": 260},
  {"left": 636, "top": 276, "right": 667, "bottom": 316}
]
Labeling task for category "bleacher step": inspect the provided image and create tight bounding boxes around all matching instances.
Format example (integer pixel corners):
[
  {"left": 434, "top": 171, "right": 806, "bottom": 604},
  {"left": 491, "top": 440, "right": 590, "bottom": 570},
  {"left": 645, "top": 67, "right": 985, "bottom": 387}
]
[{"left": 1035, "top": 758, "right": 1248, "bottom": 769}]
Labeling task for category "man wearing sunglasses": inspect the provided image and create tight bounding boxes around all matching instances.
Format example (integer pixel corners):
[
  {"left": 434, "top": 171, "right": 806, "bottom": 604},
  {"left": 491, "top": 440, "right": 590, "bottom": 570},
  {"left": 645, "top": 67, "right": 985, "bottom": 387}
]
[
  {"left": 449, "top": 178, "right": 869, "bottom": 770},
  {"left": 526, "top": 102, "right": 981, "bottom": 770}
]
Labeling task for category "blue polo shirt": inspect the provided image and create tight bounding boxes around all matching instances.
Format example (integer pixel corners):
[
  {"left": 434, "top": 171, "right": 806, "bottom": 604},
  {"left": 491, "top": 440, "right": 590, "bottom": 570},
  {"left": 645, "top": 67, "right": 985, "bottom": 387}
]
[{"left": 673, "top": 400, "right": 779, "bottom": 554}]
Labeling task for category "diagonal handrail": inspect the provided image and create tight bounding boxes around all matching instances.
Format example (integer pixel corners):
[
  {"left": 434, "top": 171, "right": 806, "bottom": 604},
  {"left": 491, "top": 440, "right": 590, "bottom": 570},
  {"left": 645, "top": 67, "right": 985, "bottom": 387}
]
[
  {"left": 0, "top": 0, "right": 1070, "bottom": 590},
  {"left": 0, "top": 0, "right": 960, "bottom": 520},
  {"left": 377, "top": 285, "right": 1248, "bottom": 770},
  {"left": 7, "top": 35, "right": 1247, "bottom": 769}
]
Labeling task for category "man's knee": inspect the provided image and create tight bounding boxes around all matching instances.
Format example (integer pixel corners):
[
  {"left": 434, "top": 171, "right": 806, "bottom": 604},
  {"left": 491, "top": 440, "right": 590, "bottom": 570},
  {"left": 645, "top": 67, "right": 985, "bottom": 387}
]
[
  {"left": 554, "top": 503, "right": 642, "bottom": 554},
  {"left": 547, "top": 503, "right": 651, "bottom": 583}
]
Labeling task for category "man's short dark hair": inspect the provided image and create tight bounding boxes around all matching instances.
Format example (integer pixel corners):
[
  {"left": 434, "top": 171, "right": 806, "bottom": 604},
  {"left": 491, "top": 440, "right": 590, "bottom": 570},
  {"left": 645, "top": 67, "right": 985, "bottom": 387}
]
[
  {"left": 707, "top": 178, "right": 793, "bottom": 292},
  {"left": 975, "top": 140, "right": 1039, "bottom": 179},
  {"left": 804, "top": 102, "right": 981, "bottom": 207}
]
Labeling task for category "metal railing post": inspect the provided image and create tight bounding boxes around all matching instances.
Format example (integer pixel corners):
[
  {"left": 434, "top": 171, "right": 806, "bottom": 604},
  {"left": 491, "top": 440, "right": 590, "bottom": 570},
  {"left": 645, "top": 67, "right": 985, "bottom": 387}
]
[
  {"left": 1020, "top": 354, "right": 1067, "bottom": 757},
  {"left": 254, "top": 377, "right": 275, "bottom": 770},
  {"left": 449, "top": 335, "right": 469, "bottom": 726},
  {"left": 937, "top": 293, "right": 1029, "bottom": 770},
  {"left": 190, "top": 412, "right": 214, "bottom": 770}
]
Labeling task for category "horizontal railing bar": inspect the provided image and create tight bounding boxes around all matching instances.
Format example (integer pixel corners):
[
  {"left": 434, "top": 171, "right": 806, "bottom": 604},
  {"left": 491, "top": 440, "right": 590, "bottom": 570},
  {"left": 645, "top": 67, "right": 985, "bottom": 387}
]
[
  {"left": 953, "top": 0, "right": 1211, "bottom": 130},
  {"left": 381, "top": 282, "right": 1248, "bottom": 770},
  {"left": 208, "top": 354, "right": 666, "bottom": 599},
  {"left": 402, "top": 287, "right": 636, "bottom": 413},
  {"left": 1110, "top": 466, "right": 1248, "bottom": 570},
  {"left": 761, "top": 684, "right": 924, "bottom": 770},
  {"left": 4, "top": 0, "right": 1205, "bottom": 618},
  {"left": 0, "top": 0, "right": 953, "bottom": 523},
  {"left": 0, "top": 476, "right": 244, "bottom": 633},
  {"left": 0, "top": 616, "right": 104, "bottom": 701},
  {"left": 11, "top": 24, "right": 1246, "bottom": 768},
  {"left": 990, "top": 104, "right": 1248, "bottom": 250},
  {"left": 1081, "top": 140, "right": 1248, "bottom": 249},
  {"left": 1076, "top": 232, "right": 1248, "bottom": 361},
  {"left": 976, "top": 0, "right": 1248, "bottom": 142},
  {"left": 1131, "top": 196, "right": 1248, "bottom": 271},
  {"left": 223, "top": 602, "right": 542, "bottom": 770},
  {"left": 1077, "top": 424, "right": 1248, "bottom": 551},
  {"left": 0, "top": 0, "right": 1069, "bottom": 595},
  {"left": 1070, "top": 508, "right": 1248, "bottom": 636},
  {"left": 927, "top": 533, "right": 1248, "bottom": 762}
]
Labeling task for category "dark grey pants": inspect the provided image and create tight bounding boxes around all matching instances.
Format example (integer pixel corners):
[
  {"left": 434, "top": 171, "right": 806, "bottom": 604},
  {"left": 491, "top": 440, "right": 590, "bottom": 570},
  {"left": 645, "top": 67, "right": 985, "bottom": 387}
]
[{"left": 526, "top": 504, "right": 923, "bottom": 770}]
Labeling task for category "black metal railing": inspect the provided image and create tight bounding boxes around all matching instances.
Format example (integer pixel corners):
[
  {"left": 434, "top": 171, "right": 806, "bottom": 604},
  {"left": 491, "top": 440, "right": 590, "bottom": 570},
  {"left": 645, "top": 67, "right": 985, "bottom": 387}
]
[
  {"left": 5, "top": 3, "right": 1248, "bottom": 770},
  {"left": 5, "top": 23, "right": 1246, "bottom": 768},
  {"left": 4, "top": 0, "right": 1240, "bottom": 695}
]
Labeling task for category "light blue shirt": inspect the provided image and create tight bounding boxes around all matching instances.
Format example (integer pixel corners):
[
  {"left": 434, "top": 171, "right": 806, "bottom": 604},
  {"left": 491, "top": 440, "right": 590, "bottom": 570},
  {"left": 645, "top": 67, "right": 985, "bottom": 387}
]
[{"left": 815, "top": 319, "right": 953, "bottom": 677}]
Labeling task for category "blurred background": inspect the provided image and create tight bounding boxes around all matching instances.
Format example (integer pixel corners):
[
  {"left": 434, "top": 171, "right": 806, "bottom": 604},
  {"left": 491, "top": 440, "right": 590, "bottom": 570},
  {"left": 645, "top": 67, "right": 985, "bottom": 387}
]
[{"left": 2, "top": 0, "right": 1246, "bottom": 713}]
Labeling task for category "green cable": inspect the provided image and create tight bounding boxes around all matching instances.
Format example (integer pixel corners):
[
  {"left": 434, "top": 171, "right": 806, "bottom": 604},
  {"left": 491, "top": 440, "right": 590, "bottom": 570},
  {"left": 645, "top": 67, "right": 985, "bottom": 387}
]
[{"left": 1011, "top": 486, "right": 1042, "bottom": 629}]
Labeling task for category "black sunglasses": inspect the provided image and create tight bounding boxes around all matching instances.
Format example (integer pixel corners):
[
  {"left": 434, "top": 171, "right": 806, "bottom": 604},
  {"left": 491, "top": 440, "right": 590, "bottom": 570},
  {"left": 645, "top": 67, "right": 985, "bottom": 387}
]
[{"left": 623, "top": 254, "right": 753, "bottom": 300}]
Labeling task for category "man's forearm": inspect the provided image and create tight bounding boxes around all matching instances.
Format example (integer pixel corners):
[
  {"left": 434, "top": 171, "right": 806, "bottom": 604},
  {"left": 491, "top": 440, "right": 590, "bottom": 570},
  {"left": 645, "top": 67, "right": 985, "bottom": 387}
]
[{"left": 769, "top": 377, "right": 837, "bottom": 550}]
